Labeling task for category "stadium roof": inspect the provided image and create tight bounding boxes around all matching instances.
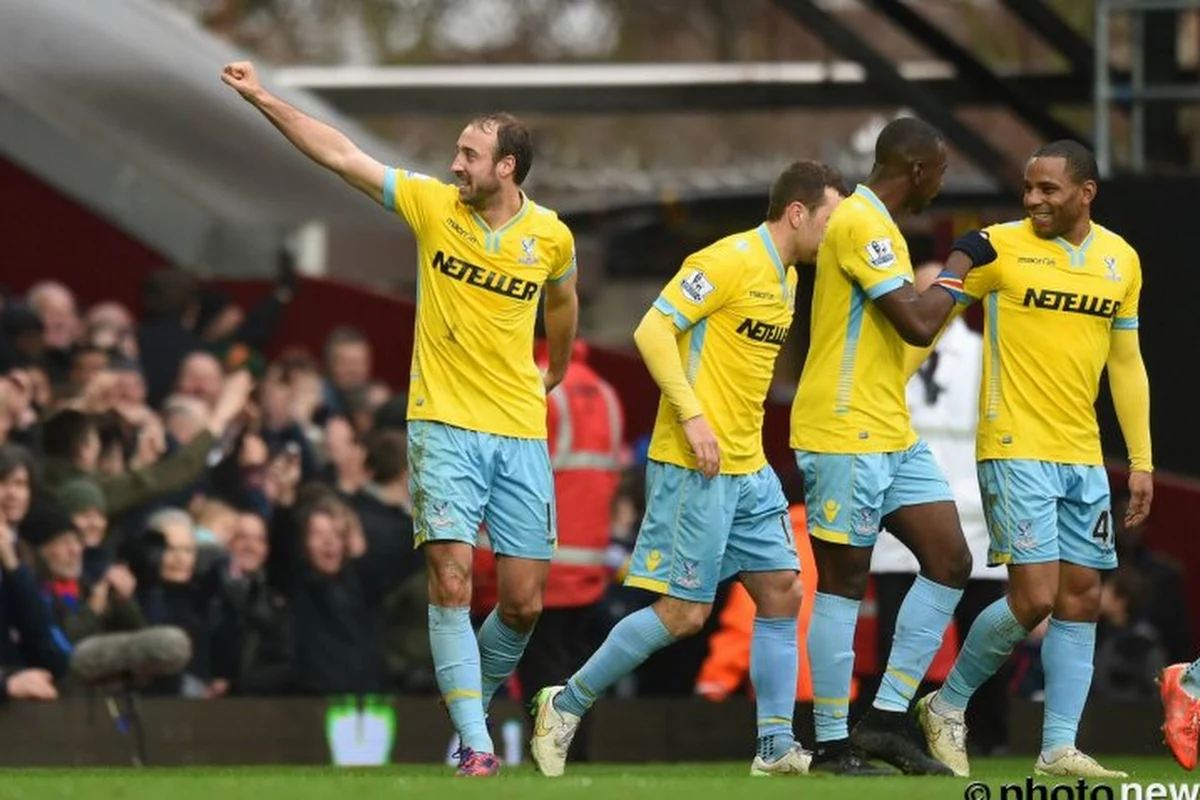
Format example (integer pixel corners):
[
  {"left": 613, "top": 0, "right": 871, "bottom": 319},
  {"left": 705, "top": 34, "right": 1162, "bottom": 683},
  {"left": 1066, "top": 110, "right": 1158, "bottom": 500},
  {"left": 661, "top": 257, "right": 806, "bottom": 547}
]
[{"left": 0, "top": 0, "right": 423, "bottom": 278}]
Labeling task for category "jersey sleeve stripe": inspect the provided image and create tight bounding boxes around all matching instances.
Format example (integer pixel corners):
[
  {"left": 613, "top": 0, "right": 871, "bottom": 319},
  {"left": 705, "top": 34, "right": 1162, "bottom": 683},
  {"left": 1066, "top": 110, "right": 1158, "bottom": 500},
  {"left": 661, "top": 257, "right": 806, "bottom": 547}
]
[
  {"left": 653, "top": 296, "right": 692, "bottom": 331},
  {"left": 835, "top": 285, "right": 868, "bottom": 414},
  {"left": 864, "top": 275, "right": 907, "bottom": 300},
  {"left": 548, "top": 262, "right": 577, "bottom": 284},
  {"left": 382, "top": 167, "right": 398, "bottom": 211},
  {"left": 1112, "top": 317, "right": 1139, "bottom": 330},
  {"left": 685, "top": 318, "right": 709, "bottom": 385}
]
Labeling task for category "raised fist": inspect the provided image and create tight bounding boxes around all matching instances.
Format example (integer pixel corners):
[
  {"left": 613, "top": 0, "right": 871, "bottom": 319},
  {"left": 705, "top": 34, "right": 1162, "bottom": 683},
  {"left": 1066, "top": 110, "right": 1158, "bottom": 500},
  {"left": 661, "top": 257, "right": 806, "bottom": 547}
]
[{"left": 221, "top": 61, "right": 262, "bottom": 100}]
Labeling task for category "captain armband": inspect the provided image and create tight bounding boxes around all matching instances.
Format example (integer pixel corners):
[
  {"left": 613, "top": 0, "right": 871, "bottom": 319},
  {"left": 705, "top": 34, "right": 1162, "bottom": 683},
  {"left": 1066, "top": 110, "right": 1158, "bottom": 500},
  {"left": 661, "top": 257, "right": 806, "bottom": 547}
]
[
  {"left": 950, "top": 229, "right": 998, "bottom": 267},
  {"left": 930, "top": 271, "right": 968, "bottom": 304}
]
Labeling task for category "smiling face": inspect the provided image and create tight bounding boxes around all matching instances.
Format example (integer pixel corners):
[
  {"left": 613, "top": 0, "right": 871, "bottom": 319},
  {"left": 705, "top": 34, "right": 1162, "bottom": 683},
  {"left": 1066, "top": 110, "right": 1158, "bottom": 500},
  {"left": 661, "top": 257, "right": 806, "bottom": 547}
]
[
  {"left": 1024, "top": 155, "right": 1096, "bottom": 240},
  {"left": 450, "top": 124, "right": 508, "bottom": 209}
]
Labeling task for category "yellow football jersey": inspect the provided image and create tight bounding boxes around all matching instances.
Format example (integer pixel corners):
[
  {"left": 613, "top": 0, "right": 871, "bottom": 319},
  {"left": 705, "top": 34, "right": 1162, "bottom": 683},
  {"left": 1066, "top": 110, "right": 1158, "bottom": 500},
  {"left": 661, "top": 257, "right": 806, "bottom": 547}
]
[
  {"left": 648, "top": 224, "right": 798, "bottom": 474},
  {"left": 384, "top": 168, "right": 576, "bottom": 439},
  {"left": 791, "top": 185, "right": 918, "bottom": 453},
  {"left": 961, "top": 219, "right": 1142, "bottom": 465}
]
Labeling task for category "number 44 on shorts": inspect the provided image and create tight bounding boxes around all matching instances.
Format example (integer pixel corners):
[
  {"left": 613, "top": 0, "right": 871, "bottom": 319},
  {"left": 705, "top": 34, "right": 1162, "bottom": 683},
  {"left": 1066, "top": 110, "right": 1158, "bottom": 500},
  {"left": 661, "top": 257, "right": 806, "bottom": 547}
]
[{"left": 1092, "top": 510, "right": 1113, "bottom": 549}]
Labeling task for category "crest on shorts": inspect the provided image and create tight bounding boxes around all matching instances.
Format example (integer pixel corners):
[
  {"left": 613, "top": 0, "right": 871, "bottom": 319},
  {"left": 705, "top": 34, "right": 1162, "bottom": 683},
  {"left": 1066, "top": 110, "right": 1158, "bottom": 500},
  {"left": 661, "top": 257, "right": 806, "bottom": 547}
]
[
  {"left": 645, "top": 549, "right": 662, "bottom": 572},
  {"left": 673, "top": 559, "right": 702, "bottom": 590},
  {"left": 822, "top": 499, "right": 841, "bottom": 523},
  {"left": 519, "top": 236, "right": 538, "bottom": 266},
  {"left": 1103, "top": 255, "right": 1121, "bottom": 282},
  {"left": 853, "top": 507, "right": 879, "bottom": 535},
  {"left": 1013, "top": 520, "right": 1037, "bottom": 551},
  {"left": 428, "top": 500, "right": 455, "bottom": 530}
]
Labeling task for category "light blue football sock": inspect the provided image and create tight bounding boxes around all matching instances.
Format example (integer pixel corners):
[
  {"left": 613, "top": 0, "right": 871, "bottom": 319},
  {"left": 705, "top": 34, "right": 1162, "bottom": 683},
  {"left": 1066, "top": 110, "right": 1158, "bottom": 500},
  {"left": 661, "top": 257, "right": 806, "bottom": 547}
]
[
  {"left": 1182, "top": 656, "right": 1200, "bottom": 696},
  {"left": 1041, "top": 617, "right": 1096, "bottom": 754},
  {"left": 938, "top": 597, "right": 1028, "bottom": 712},
  {"left": 874, "top": 575, "right": 963, "bottom": 712},
  {"left": 752, "top": 616, "right": 798, "bottom": 761},
  {"left": 808, "top": 592, "right": 861, "bottom": 743},
  {"left": 554, "top": 606, "right": 675, "bottom": 718},
  {"left": 477, "top": 608, "right": 533, "bottom": 712},
  {"left": 428, "top": 605, "right": 492, "bottom": 753}
]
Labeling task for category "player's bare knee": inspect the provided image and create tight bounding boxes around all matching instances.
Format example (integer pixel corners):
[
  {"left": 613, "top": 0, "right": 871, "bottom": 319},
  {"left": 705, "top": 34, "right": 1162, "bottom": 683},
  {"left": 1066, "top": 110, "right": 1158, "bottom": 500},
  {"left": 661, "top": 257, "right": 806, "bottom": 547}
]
[
  {"left": 427, "top": 556, "right": 472, "bottom": 606},
  {"left": 746, "top": 571, "right": 803, "bottom": 617},
  {"left": 938, "top": 543, "right": 973, "bottom": 588},
  {"left": 654, "top": 597, "right": 711, "bottom": 638},
  {"left": 497, "top": 594, "right": 542, "bottom": 632},
  {"left": 1055, "top": 570, "right": 1102, "bottom": 621},
  {"left": 1009, "top": 587, "right": 1054, "bottom": 628}
]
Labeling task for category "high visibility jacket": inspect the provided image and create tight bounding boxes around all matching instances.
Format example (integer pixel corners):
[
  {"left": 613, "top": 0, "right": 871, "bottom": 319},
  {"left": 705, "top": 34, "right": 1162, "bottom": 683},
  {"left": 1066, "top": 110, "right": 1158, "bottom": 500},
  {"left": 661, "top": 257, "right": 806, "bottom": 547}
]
[{"left": 472, "top": 341, "right": 624, "bottom": 612}]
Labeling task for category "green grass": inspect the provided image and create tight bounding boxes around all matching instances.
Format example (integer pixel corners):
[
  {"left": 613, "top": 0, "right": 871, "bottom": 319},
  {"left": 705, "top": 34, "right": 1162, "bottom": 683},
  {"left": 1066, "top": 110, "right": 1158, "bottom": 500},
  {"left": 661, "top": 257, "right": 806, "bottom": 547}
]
[{"left": 0, "top": 758, "right": 1191, "bottom": 800}]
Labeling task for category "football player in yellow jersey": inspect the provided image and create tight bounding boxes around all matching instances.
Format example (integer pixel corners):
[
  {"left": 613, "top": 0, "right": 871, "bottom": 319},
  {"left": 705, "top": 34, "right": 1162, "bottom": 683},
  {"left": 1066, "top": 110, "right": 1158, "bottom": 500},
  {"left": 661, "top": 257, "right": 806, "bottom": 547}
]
[
  {"left": 221, "top": 62, "right": 579, "bottom": 777},
  {"left": 915, "top": 141, "right": 1152, "bottom": 780},
  {"left": 530, "top": 162, "right": 847, "bottom": 778},
  {"left": 790, "top": 118, "right": 979, "bottom": 776}
]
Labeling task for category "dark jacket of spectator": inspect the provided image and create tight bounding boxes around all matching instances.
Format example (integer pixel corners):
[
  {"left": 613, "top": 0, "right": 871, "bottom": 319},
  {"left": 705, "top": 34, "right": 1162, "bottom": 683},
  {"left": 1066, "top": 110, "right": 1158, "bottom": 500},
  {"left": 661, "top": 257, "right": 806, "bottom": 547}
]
[
  {"left": 205, "top": 557, "right": 295, "bottom": 695},
  {"left": 0, "top": 561, "right": 69, "bottom": 694},
  {"left": 269, "top": 497, "right": 408, "bottom": 695}
]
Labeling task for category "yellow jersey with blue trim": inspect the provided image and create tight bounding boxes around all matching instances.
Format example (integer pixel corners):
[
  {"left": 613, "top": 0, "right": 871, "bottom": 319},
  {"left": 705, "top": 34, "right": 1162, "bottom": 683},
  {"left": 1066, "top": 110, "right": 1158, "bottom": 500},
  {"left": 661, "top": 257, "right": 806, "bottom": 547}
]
[
  {"left": 960, "top": 219, "right": 1142, "bottom": 465},
  {"left": 790, "top": 185, "right": 918, "bottom": 454},
  {"left": 648, "top": 224, "right": 798, "bottom": 474},
  {"left": 383, "top": 167, "right": 576, "bottom": 439}
]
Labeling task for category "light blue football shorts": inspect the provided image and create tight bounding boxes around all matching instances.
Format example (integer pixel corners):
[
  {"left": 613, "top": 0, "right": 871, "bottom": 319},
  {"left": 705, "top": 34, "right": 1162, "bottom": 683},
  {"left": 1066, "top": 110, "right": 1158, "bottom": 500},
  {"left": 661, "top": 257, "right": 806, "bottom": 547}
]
[
  {"left": 624, "top": 460, "right": 800, "bottom": 603},
  {"left": 407, "top": 420, "right": 555, "bottom": 560},
  {"left": 977, "top": 459, "right": 1116, "bottom": 570},
  {"left": 794, "top": 439, "right": 955, "bottom": 547}
]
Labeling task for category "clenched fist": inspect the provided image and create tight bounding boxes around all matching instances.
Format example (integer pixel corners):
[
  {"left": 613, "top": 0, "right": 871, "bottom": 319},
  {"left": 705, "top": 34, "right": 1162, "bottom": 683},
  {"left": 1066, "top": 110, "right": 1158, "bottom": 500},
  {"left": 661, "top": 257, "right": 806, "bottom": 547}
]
[{"left": 221, "top": 61, "right": 263, "bottom": 101}]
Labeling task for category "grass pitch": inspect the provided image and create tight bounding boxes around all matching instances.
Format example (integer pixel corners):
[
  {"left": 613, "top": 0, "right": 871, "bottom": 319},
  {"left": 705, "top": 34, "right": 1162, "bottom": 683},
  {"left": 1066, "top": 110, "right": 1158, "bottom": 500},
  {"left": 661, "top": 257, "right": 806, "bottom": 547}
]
[{"left": 0, "top": 757, "right": 1189, "bottom": 800}]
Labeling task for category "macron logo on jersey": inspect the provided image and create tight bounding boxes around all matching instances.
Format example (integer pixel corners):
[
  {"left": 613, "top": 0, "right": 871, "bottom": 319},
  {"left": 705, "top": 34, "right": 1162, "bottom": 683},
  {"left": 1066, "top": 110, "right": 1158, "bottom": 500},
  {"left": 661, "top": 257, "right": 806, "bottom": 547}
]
[
  {"left": 865, "top": 238, "right": 896, "bottom": 269},
  {"left": 431, "top": 251, "right": 540, "bottom": 302},
  {"left": 680, "top": 270, "right": 715, "bottom": 304}
]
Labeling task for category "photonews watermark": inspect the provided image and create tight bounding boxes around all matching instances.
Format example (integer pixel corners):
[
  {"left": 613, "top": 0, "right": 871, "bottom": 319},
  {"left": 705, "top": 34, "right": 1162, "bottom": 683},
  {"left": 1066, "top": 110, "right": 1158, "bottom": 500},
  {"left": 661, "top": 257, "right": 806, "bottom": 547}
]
[{"left": 964, "top": 779, "right": 1200, "bottom": 800}]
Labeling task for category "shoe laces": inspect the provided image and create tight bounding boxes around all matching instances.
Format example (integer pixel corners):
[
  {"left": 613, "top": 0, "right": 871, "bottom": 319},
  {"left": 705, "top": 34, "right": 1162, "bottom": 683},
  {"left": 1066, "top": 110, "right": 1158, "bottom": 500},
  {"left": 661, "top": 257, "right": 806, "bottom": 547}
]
[
  {"left": 947, "top": 718, "right": 968, "bottom": 750},
  {"left": 1185, "top": 710, "right": 1200, "bottom": 738}
]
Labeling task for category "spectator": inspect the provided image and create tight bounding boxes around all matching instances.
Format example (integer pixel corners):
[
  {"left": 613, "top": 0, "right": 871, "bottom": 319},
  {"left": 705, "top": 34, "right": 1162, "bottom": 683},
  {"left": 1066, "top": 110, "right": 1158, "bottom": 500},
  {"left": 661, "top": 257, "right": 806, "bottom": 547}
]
[
  {"left": 321, "top": 327, "right": 372, "bottom": 418},
  {"left": 347, "top": 429, "right": 425, "bottom": 692},
  {"left": 26, "top": 281, "right": 79, "bottom": 387},
  {"left": 175, "top": 352, "right": 225, "bottom": 409},
  {"left": 205, "top": 510, "right": 294, "bottom": 697},
  {"left": 130, "top": 507, "right": 210, "bottom": 696},
  {"left": 1113, "top": 489, "right": 1191, "bottom": 664},
  {"left": 1093, "top": 566, "right": 1167, "bottom": 699},
  {"left": 22, "top": 500, "right": 145, "bottom": 688},
  {"left": 55, "top": 477, "right": 111, "bottom": 584},
  {"left": 0, "top": 444, "right": 35, "bottom": 533},
  {"left": 267, "top": 481, "right": 408, "bottom": 695},
  {"left": 136, "top": 269, "right": 205, "bottom": 409},
  {"left": 39, "top": 371, "right": 254, "bottom": 524},
  {"left": 0, "top": 511, "right": 66, "bottom": 699}
]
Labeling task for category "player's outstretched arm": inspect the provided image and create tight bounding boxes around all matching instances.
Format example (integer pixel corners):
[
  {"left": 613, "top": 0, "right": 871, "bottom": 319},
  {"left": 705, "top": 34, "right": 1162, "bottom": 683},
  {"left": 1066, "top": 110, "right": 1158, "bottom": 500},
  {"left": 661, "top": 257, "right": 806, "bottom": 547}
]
[
  {"left": 1107, "top": 328, "right": 1154, "bottom": 525},
  {"left": 633, "top": 310, "right": 720, "bottom": 478},
  {"left": 874, "top": 250, "right": 976, "bottom": 347},
  {"left": 221, "top": 61, "right": 387, "bottom": 205},
  {"left": 541, "top": 271, "right": 579, "bottom": 394}
]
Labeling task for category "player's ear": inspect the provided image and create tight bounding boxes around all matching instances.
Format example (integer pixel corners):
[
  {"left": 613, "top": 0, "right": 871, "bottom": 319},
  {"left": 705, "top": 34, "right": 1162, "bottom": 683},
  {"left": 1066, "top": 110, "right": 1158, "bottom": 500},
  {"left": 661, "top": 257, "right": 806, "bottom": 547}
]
[
  {"left": 497, "top": 153, "right": 516, "bottom": 180},
  {"left": 788, "top": 200, "right": 807, "bottom": 229},
  {"left": 1080, "top": 179, "right": 1098, "bottom": 206}
]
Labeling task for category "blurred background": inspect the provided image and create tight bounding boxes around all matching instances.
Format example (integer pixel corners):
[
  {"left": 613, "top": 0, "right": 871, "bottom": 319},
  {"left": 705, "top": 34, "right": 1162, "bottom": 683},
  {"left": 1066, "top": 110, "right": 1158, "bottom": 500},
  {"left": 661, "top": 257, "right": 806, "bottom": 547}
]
[{"left": 0, "top": 0, "right": 1196, "bottom": 767}]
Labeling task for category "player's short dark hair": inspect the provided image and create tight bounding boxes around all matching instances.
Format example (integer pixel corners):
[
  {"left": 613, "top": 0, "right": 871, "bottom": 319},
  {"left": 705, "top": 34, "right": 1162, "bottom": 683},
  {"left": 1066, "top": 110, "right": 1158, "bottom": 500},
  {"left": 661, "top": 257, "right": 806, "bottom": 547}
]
[
  {"left": 766, "top": 161, "right": 848, "bottom": 221},
  {"left": 472, "top": 112, "right": 534, "bottom": 185},
  {"left": 1030, "top": 140, "right": 1099, "bottom": 185},
  {"left": 874, "top": 117, "right": 945, "bottom": 168}
]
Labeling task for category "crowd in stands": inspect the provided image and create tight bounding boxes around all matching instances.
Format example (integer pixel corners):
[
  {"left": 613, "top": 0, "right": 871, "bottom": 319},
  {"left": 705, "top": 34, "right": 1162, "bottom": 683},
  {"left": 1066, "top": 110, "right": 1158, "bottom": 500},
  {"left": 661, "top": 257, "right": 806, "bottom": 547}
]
[{"left": 0, "top": 265, "right": 1187, "bottom": 721}]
